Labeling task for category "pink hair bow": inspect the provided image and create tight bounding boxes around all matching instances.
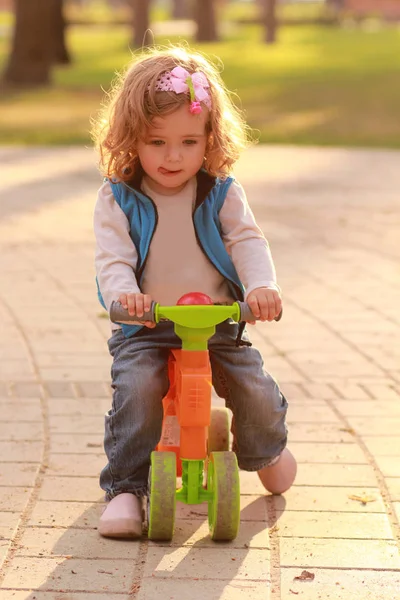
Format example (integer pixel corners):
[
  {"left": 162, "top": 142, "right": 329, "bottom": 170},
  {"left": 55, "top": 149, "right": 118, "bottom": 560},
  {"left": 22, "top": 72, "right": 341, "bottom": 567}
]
[{"left": 169, "top": 66, "right": 211, "bottom": 114}]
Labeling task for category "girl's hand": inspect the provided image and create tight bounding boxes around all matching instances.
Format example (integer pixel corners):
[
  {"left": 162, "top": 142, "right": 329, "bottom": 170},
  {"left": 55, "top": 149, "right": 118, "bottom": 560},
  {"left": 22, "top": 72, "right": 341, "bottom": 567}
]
[
  {"left": 118, "top": 293, "right": 156, "bottom": 328},
  {"left": 246, "top": 287, "right": 282, "bottom": 323}
]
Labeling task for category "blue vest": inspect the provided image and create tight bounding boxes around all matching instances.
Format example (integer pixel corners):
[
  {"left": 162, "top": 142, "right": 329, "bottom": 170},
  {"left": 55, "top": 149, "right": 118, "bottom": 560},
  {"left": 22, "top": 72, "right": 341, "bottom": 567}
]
[{"left": 97, "top": 169, "right": 245, "bottom": 338}]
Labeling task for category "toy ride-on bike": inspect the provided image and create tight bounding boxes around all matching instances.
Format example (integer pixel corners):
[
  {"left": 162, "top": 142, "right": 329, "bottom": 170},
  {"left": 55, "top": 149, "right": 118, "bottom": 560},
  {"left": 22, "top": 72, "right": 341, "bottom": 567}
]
[{"left": 110, "top": 293, "right": 277, "bottom": 542}]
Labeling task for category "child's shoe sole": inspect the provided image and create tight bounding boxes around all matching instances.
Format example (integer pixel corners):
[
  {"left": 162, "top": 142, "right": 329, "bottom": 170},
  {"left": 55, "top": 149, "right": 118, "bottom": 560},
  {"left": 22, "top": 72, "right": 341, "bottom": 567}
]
[
  {"left": 98, "top": 492, "right": 143, "bottom": 538},
  {"left": 98, "top": 517, "right": 142, "bottom": 539}
]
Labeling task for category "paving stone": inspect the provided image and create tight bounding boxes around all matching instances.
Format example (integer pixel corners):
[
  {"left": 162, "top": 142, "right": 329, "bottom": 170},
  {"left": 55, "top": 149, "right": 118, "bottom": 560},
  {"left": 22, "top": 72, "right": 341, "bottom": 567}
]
[
  {"left": 292, "top": 361, "right": 383, "bottom": 379},
  {"left": 286, "top": 422, "right": 356, "bottom": 443},
  {"left": 385, "top": 477, "right": 400, "bottom": 501},
  {"left": 0, "top": 511, "right": 20, "bottom": 539},
  {"left": 0, "top": 487, "right": 32, "bottom": 512},
  {"left": 40, "top": 368, "right": 112, "bottom": 382},
  {"left": 77, "top": 381, "right": 111, "bottom": 398},
  {"left": 295, "top": 463, "right": 378, "bottom": 487},
  {"left": 333, "top": 399, "right": 400, "bottom": 417},
  {"left": 2, "top": 557, "right": 134, "bottom": 593},
  {"left": 28, "top": 500, "right": 101, "bottom": 529},
  {"left": 271, "top": 486, "right": 386, "bottom": 513},
  {"left": 0, "top": 440, "right": 42, "bottom": 463},
  {"left": 347, "top": 416, "right": 400, "bottom": 436},
  {"left": 48, "top": 414, "right": 103, "bottom": 434},
  {"left": 0, "top": 540, "right": 11, "bottom": 568},
  {"left": 0, "top": 462, "right": 39, "bottom": 487},
  {"left": 0, "top": 361, "right": 36, "bottom": 378},
  {"left": 239, "top": 471, "right": 270, "bottom": 495},
  {"left": 39, "top": 476, "right": 103, "bottom": 502},
  {"left": 0, "top": 422, "right": 43, "bottom": 441},
  {"left": 286, "top": 404, "right": 341, "bottom": 423},
  {"left": 136, "top": 578, "right": 271, "bottom": 600},
  {"left": 47, "top": 453, "right": 104, "bottom": 477},
  {"left": 276, "top": 510, "right": 393, "bottom": 539},
  {"left": 280, "top": 538, "right": 400, "bottom": 569},
  {"left": 45, "top": 381, "right": 78, "bottom": 398},
  {"left": 32, "top": 341, "right": 105, "bottom": 354},
  {"left": 0, "top": 593, "right": 129, "bottom": 600},
  {"left": 176, "top": 494, "right": 268, "bottom": 523},
  {"left": 290, "top": 442, "right": 367, "bottom": 464},
  {"left": 37, "top": 354, "right": 109, "bottom": 368},
  {"left": 330, "top": 383, "right": 372, "bottom": 400},
  {"left": 300, "top": 383, "right": 341, "bottom": 400},
  {"left": 49, "top": 433, "right": 104, "bottom": 454},
  {"left": 363, "top": 436, "right": 400, "bottom": 456},
  {"left": 258, "top": 357, "right": 298, "bottom": 381},
  {"left": 144, "top": 547, "right": 270, "bottom": 580},
  {"left": 283, "top": 395, "right": 327, "bottom": 405},
  {"left": 374, "top": 457, "right": 400, "bottom": 478},
  {"left": 16, "top": 527, "right": 140, "bottom": 559},
  {"left": 0, "top": 403, "right": 42, "bottom": 422},
  {"left": 279, "top": 382, "right": 310, "bottom": 400},
  {"left": 12, "top": 382, "right": 43, "bottom": 398},
  {"left": 363, "top": 385, "right": 400, "bottom": 401},
  {"left": 154, "top": 519, "right": 270, "bottom": 549},
  {"left": 46, "top": 397, "right": 111, "bottom": 416},
  {"left": 281, "top": 568, "right": 400, "bottom": 599}
]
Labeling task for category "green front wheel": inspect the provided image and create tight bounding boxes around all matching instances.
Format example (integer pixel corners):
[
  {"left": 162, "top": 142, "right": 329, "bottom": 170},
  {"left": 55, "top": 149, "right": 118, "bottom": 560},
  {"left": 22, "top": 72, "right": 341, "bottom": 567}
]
[
  {"left": 148, "top": 451, "right": 176, "bottom": 541},
  {"left": 207, "top": 451, "right": 240, "bottom": 541}
]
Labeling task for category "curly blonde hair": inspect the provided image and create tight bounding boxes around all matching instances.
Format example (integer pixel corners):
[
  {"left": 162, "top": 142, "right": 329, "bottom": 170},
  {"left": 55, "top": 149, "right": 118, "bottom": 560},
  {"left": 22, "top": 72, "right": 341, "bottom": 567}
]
[{"left": 92, "top": 45, "right": 252, "bottom": 181}]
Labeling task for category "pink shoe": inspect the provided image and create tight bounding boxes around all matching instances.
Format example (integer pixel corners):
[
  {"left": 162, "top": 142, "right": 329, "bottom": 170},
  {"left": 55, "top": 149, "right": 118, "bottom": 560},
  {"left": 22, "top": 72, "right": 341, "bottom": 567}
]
[
  {"left": 257, "top": 448, "right": 297, "bottom": 495},
  {"left": 98, "top": 493, "right": 143, "bottom": 538}
]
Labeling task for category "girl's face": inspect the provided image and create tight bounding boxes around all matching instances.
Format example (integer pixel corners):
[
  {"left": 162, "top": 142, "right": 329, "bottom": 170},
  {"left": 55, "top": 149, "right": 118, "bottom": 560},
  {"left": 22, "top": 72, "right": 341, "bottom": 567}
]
[{"left": 137, "top": 104, "right": 208, "bottom": 195}]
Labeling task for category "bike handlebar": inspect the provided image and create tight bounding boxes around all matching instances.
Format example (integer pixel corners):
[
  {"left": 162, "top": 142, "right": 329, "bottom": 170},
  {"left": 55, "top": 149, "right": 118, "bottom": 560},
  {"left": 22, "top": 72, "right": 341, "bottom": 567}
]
[{"left": 109, "top": 301, "right": 282, "bottom": 326}]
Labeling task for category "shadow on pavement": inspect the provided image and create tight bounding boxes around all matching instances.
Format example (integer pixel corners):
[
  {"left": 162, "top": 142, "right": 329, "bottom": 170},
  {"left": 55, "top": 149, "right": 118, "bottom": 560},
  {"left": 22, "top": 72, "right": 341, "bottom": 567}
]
[
  {"left": 0, "top": 166, "right": 100, "bottom": 221},
  {"left": 12, "top": 492, "right": 284, "bottom": 598}
]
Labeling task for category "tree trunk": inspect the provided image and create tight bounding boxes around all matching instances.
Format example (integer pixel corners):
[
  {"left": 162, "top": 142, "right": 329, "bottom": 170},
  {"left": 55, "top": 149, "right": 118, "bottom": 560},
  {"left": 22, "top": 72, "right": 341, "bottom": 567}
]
[
  {"left": 195, "top": 0, "right": 218, "bottom": 42},
  {"left": 326, "top": 0, "right": 345, "bottom": 9},
  {"left": 172, "top": 0, "right": 192, "bottom": 19},
  {"left": 51, "top": 0, "right": 71, "bottom": 65},
  {"left": 2, "top": 0, "right": 54, "bottom": 85},
  {"left": 263, "top": 0, "right": 278, "bottom": 44},
  {"left": 131, "top": 0, "right": 152, "bottom": 48}
]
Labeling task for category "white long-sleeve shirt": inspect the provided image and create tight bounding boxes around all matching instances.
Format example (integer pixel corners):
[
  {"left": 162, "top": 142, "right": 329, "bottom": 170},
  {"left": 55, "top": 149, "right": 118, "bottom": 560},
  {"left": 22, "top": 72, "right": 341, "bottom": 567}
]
[{"left": 94, "top": 176, "right": 278, "bottom": 328}]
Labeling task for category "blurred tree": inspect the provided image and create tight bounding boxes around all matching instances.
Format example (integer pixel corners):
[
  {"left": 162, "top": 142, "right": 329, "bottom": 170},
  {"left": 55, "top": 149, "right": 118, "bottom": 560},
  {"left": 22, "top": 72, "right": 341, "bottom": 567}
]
[
  {"left": 130, "top": 0, "right": 153, "bottom": 47},
  {"left": 2, "top": 0, "right": 71, "bottom": 86},
  {"left": 3, "top": 0, "right": 54, "bottom": 85},
  {"left": 262, "top": 0, "right": 278, "bottom": 44},
  {"left": 172, "top": 0, "right": 192, "bottom": 19},
  {"left": 53, "top": 0, "right": 71, "bottom": 64},
  {"left": 326, "top": 0, "right": 344, "bottom": 10},
  {"left": 195, "top": 0, "right": 218, "bottom": 41}
]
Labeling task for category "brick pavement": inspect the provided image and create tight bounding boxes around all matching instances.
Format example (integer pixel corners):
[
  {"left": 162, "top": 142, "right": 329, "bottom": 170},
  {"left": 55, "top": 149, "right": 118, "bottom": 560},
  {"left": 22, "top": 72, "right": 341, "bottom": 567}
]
[{"left": 0, "top": 145, "right": 399, "bottom": 599}]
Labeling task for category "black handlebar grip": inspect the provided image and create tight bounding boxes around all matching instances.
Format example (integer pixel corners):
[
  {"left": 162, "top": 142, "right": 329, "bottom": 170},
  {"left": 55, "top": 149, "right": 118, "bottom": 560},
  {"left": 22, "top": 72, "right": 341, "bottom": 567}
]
[
  {"left": 109, "top": 301, "right": 157, "bottom": 324},
  {"left": 237, "top": 302, "right": 282, "bottom": 323}
]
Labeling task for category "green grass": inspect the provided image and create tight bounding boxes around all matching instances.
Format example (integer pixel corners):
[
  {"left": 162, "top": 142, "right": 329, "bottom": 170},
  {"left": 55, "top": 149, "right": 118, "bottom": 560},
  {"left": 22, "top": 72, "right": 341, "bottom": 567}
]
[
  {"left": 225, "top": 0, "right": 328, "bottom": 23},
  {"left": 0, "top": 17, "right": 399, "bottom": 147},
  {"left": 64, "top": 0, "right": 169, "bottom": 24}
]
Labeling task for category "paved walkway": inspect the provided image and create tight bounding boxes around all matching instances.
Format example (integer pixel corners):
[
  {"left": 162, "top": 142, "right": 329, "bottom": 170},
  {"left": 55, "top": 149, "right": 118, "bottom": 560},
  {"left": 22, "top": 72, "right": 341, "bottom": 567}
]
[{"left": 0, "top": 145, "right": 399, "bottom": 599}]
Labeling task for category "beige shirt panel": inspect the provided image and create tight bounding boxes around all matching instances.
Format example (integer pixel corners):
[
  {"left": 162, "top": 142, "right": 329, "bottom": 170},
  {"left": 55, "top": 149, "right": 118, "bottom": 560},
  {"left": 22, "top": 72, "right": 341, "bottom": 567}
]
[{"left": 140, "top": 177, "right": 233, "bottom": 305}]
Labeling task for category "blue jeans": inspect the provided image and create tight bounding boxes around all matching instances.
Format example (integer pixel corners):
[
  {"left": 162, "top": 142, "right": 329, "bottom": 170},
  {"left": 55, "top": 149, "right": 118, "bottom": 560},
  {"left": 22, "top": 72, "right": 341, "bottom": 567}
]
[{"left": 100, "top": 320, "right": 288, "bottom": 499}]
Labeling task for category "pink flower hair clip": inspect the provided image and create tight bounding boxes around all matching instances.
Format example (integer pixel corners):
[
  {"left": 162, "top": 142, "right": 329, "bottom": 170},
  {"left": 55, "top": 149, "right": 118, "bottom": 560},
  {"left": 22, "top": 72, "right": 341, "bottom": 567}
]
[{"left": 153, "top": 66, "right": 211, "bottom": 114}]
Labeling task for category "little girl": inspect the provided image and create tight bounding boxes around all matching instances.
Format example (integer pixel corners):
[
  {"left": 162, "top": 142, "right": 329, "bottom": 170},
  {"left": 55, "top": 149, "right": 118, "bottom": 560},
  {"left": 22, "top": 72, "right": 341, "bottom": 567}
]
[{"left": 93, "top": 46, "right": 297, "bottom": 539}]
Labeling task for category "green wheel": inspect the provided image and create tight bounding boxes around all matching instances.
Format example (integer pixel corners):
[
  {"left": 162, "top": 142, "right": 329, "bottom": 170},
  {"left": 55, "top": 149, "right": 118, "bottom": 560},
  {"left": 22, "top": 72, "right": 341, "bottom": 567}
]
[
  {"left": 207, "top": 451, "right": 240, "bottom": 541},
  {"left": 208, "top": 407, "right": 230, "bottom": 453},
  {"left": 148, "top": 451, "right": 176, "bottom": 541}
]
